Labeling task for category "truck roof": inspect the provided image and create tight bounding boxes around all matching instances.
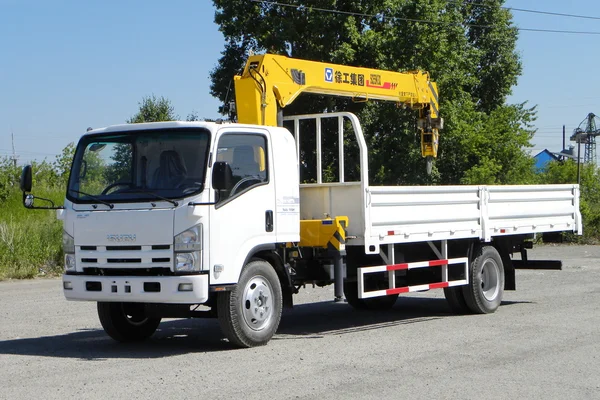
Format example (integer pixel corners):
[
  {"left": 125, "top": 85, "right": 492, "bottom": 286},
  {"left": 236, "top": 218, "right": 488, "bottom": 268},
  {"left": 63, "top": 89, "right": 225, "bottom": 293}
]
[
  {"left": 82, "top": 120, "right": 292, "bottom": 137},
  {"left": 83, "top": 120, "right": 229, "bottom": 136}
]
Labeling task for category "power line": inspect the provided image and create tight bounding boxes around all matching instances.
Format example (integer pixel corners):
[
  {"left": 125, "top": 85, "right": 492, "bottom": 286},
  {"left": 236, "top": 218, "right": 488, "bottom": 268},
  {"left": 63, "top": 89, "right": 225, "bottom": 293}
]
[
  {"left": 250, "top": 1, "right": 600, "bottom": 35},
  {"left": 506, "top": 7, "right": 600, "bottom": 21},
  {"left": 446, "top": 0, "right": 600, "bottom": 21}
]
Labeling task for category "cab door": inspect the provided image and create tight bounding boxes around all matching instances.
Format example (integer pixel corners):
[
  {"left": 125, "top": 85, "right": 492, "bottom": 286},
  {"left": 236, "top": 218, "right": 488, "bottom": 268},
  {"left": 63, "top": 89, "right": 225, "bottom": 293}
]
[{"left": 208, "top": 128, "right": 276, "bottom": 285}]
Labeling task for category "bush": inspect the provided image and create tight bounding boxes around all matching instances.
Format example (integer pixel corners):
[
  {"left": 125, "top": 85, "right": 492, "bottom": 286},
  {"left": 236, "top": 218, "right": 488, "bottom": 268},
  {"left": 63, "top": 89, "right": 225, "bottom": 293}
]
[{"left": 0, "top": 188, "right": 64, "bottom": 280}]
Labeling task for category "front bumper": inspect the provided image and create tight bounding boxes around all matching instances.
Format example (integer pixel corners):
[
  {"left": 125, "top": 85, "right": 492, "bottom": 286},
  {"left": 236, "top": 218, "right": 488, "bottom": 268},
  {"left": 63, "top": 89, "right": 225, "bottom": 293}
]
[{"left": 62, "top": 274, "right": 209, "bottom": 304}]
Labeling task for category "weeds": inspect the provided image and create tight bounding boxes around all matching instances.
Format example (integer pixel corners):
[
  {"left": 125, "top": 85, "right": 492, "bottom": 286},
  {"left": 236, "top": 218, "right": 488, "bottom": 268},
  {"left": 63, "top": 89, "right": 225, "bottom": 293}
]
[{"left": 0, "top": 189, "right": 64, "bottom": 280}]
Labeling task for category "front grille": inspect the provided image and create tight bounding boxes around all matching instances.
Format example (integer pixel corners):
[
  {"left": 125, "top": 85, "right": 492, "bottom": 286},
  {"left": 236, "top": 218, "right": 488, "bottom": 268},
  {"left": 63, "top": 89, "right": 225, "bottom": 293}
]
[
  {"left": 107, "top": 258, "right": 142, "bottom": 263},
  {"left": 107, "top": 245, "right": 141, "bottom": 251},
  {"left": 82, "top": 267, "right": 173, "bottom": 276},
  {"left": 77, "top": 244, "right": 172, "bottom": 275}
]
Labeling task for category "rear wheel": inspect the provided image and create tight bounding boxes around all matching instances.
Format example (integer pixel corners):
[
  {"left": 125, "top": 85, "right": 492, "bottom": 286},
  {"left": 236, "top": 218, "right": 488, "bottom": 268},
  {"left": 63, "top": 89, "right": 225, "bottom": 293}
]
[
  {"left": 344, "top": 281, "right": 398, "bottom": 310},
  {"left": 462, "top": 246, "right": 505, "bottom": 314},
  {"left": 443, "top": 286, "right": 470, "bottom": 314},
  {"left": 217, "top": 260, "right": 283, "bottom": 347},
  {"left": 97, "top": 302, "right": 161, "bottom": 342}
]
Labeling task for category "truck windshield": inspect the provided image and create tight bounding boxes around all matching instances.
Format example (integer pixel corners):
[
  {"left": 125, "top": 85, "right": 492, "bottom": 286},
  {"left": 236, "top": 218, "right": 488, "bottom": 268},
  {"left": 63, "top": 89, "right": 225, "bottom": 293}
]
[{"left": 67, "top": 128, "right": 210, "bottom": 204}]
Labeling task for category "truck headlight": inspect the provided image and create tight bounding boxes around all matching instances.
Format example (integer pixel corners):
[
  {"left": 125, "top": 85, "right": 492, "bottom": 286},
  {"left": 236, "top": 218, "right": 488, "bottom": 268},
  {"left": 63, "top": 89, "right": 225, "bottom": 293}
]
[
  {"left": 63, "top": 231, "right": 75, "bottom": 272},
  {"left": 174, "top": 224, "right": 202, "bottom": 272},
  {"left": 63, "top": 230, "right": 75, "bottom": 254},
  {"left": 174, "top": 224, "right": 202, "bottom": 251},
  {"left": 175, "top": 252, "right": 199, "bottom": 272},
  {"left": 65, "top": 253, "right": 76, "bottom": 272}
]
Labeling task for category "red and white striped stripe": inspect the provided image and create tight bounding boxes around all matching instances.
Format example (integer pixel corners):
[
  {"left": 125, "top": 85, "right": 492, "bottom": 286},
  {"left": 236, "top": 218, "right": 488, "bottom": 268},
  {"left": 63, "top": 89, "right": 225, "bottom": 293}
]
[{"left": 358, "top": 257, "right": 469, "bottom": 299}]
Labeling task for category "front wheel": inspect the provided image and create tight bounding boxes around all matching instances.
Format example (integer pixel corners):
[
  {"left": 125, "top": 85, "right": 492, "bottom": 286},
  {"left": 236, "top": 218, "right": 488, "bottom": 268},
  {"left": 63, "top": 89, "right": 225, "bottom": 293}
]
[
  {"left": 97, "top": 302, "right": 161, "bottom": 342},
  {"left": 217, "top": 260, "right": 283, "bottom": 347},
  {"left": 462, "top": 246, "right": 505, "bottom": 314}
]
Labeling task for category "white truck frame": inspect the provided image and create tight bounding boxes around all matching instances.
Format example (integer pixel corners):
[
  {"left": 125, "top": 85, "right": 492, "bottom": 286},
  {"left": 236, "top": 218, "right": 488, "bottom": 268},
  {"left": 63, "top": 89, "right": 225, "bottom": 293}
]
[{"left": 19, "top": 112, "right": 582, "bottom": 348}]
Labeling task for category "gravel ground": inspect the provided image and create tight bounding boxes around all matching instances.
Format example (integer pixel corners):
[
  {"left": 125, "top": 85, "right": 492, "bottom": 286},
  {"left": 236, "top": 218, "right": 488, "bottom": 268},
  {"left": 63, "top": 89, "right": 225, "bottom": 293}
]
[{"left": 1, "top": 244, "right": 599, "bottom": 399}]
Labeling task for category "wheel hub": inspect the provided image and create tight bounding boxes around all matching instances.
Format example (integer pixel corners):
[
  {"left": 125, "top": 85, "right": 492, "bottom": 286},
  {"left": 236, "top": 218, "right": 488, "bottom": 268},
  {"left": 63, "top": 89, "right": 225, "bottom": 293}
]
[
  {"left": 242, "top": 277, "right": 273, "bottom": 331},
  {"left": 480, "top": 259, "right": 500, "bottom": 301}
]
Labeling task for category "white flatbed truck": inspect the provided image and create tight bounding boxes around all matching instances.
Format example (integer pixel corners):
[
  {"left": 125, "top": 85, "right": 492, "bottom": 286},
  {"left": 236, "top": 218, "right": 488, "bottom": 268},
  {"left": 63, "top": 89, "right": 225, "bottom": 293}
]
[{"left": 20, "top": 111, "right": 581, "bottom": 347}]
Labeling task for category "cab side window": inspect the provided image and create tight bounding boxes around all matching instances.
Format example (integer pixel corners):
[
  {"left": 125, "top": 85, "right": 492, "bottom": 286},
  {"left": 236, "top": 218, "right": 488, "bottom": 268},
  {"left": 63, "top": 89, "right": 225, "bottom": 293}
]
[{"left": 216, "top": 134, "right": 268, "bottom": 202}]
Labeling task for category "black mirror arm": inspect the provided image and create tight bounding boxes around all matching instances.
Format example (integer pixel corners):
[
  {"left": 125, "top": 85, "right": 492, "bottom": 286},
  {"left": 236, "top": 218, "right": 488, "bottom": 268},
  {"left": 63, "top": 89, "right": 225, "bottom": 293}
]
[
  {"left": 188, "top": 191, "right": 221, "bottom": 206},
  {"left": 23, "top": 193, "right": 64, "bottom": 210}
]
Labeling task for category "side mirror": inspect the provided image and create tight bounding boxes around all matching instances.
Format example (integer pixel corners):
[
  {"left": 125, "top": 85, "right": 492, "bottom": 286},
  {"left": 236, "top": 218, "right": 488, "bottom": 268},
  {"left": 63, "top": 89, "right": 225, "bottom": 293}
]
[
  {"left": 20, "top": 165, "right": 32, "bottom": 192},
  {"left": 212, "top": 161, "right": 233, "bottom": 191},
  {"left": 18, "top": 165, "right": 62, "bottom": 210},
  {"left": 24, "top": 194, "right": 34, "bottom": 208}
]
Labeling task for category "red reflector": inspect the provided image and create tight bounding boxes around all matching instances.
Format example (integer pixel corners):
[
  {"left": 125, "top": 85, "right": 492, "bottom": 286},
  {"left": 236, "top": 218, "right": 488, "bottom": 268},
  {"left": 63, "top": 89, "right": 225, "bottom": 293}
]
[
  {"left": 429, "top": 259, "right": 448, "bottom": 267},
  {"left": 429, "top": 282, "right": 449, "bottom": 290},
  {"left": 500, "top": 229, "right": 506, "bottom": 233},
  {"left": 387, "top": 287, "right": 409, "bottom": 295},
  {"left": 387, "top": 230, "right": 394, "bottom": 235}
]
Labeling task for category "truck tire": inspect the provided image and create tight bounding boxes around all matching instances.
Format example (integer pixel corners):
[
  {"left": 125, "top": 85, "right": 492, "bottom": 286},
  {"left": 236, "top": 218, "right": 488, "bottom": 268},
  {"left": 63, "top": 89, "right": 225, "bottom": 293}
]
[
  {"left": 343, "top": 281, "right": 398, "bottom": 310},
  {"left": 462, "top": 246, "right": 505, "bottom": 314},
  {"left": 443, "top": 286, "right": 470, "bottom": 314},
  {"left": 97, "top": 302, "right": 161, "bottom": 342},
  {"left": 217, "top": 260, "right": 283, "bottom": 348}
]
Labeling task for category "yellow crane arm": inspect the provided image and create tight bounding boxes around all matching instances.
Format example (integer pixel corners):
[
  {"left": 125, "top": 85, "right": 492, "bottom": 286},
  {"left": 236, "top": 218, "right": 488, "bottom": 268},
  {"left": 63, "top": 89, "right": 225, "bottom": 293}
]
[{"left": 234, "top": 53, "right": 442, "bottom": 158}]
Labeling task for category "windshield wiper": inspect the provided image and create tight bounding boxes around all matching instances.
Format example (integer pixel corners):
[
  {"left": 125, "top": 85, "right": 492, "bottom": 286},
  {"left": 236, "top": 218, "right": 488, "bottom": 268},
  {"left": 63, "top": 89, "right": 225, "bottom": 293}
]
[
  {"left": 122, "top": 189, "right": 179, "bottom": 206},
  {"left": 69, "top": 189, "right": 114, "bottom": 209}
]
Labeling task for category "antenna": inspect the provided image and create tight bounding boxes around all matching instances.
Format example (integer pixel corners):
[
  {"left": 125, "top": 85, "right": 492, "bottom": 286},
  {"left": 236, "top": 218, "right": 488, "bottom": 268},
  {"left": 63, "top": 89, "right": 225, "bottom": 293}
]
[{"left": 10, "top": 127, "right": 19, "bottom": 167}]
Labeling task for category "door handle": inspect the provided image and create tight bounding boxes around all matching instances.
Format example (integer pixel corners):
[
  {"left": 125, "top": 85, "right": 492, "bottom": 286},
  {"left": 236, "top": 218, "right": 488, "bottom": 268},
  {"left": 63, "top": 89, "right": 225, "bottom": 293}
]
[{"left": 265, "top": 210, "right": 273, "bottom": 232}]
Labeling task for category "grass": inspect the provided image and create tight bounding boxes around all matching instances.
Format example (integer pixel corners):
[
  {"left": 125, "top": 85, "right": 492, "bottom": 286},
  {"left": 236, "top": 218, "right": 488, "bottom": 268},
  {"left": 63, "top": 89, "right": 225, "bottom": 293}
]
[{"left": 0, "top": 188, "right": 64, "bottom": 280}]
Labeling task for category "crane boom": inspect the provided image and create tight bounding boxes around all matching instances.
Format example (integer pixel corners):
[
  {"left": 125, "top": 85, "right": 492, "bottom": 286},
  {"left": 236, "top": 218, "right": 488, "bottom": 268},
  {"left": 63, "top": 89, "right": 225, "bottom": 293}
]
[{"left": 233, "top": 53, "right": 443, "bottom": 160}]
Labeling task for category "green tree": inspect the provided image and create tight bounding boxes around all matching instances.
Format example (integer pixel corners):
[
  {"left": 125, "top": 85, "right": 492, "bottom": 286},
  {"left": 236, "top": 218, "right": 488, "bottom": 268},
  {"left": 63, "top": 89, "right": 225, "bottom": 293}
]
[
  {"left": 53, "top": 142, "right": 76, "bottom": 188},
  {"left": 210, "top": 0, "right": 534, "bottom": 185},
  {"left": 464, "top": 0, "right": 521, "bottom": 114},
  {"left": 103, "top": 143, "right": 132, "bottom": 187},
  {"left": 187, "top": 111, "right": 200, "bottom": 121},
  {"left": 127, "top": 95, "right": 177, "bottom": 123}
]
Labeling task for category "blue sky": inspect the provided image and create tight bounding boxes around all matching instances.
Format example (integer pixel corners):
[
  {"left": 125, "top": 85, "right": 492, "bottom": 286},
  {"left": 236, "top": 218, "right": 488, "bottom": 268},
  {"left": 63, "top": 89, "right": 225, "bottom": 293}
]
[{"left": 0, "top": 0, "right": 598, "bottom": 164}]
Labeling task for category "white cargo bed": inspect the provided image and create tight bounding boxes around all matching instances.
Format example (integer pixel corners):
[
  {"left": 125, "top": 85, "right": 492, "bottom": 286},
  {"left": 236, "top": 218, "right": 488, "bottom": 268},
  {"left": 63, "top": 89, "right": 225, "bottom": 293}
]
[
  {"left": 300, "top": 182, "right": 581, "bottom": 252},
  {"left": 286, "top": 112, "right": 582, "bottom": 254}
]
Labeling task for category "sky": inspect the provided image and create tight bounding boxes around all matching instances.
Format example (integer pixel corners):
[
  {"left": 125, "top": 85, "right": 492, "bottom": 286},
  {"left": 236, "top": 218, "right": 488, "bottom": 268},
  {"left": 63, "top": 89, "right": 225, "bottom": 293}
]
[{"left": 0, "top": 0, "right": 599, "bottom": 165}]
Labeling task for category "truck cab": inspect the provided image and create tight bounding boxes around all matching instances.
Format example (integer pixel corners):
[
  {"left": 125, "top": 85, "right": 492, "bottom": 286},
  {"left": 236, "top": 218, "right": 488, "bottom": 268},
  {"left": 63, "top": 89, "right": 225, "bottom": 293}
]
[{"left": 24, "top": 121, "right": 297, "bottom": 345}]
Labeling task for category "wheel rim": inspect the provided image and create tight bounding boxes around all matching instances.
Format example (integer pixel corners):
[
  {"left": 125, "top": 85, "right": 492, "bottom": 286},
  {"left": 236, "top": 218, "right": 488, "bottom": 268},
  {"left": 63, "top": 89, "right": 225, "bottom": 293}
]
[
  {"left": 480, "top": 258, "right": 500, "bottom": 301},
  {"left": 242, "top": 275, "right": 273, "bottom": 331}
]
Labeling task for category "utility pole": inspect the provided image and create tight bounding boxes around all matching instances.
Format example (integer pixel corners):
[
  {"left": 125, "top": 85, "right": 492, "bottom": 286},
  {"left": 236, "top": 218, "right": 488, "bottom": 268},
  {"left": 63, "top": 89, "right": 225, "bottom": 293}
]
[
  {"left": 10, "top": 128, "right": 18, "bottom": 168},
  {"left": 577, "top": 140, "right": 581, "bottom": 185}
]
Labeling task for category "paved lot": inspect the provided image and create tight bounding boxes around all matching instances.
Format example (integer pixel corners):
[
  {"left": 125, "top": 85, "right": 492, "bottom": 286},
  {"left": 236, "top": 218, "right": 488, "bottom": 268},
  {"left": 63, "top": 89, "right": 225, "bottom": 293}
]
[{"left": 1, "top": 245, "right": 599, "bottom": 399}]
